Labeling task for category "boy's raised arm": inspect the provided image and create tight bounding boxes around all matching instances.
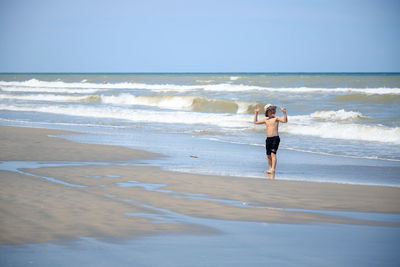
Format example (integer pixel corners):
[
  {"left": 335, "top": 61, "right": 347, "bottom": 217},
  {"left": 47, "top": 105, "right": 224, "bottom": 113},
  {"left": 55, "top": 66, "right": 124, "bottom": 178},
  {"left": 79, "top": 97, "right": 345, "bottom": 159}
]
[
  {"left": 254, "top": 108, "right": 265, "bottom": 124},
  {"left": 277, "top": 107, "right": 288, "bottom": 123}
]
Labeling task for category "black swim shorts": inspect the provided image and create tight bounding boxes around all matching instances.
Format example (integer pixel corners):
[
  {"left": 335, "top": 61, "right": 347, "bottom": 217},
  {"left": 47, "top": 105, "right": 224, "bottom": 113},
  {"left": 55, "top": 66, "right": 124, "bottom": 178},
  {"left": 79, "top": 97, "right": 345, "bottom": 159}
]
[{"left": 265, "top": 136, "right": 280, "bottom": 155}]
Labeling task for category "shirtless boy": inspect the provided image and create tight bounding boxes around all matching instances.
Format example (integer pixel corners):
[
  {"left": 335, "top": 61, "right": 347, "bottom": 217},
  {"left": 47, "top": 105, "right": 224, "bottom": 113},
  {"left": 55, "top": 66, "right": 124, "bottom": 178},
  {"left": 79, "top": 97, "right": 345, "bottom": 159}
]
[{"left": 254, "top": 104, "right": 287, "bottom": 174}]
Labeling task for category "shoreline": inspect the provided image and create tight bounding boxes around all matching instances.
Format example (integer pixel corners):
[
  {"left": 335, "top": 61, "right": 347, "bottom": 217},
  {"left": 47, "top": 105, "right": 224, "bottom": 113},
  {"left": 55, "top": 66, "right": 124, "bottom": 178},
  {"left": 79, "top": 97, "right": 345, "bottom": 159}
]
[{"left": 0, "top": 125, "right": 399, "bottom": 245}]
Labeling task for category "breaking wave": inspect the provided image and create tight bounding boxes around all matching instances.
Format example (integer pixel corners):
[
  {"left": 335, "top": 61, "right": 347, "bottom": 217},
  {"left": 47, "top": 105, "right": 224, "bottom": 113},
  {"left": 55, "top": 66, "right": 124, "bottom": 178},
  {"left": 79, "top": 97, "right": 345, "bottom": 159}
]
[
  {"left": 278, "top": 110, "right": 399, "bottom": 143},
  {"left": 0, "top": 85, "right": 104, "bottom": 94},
  {"left": 0, "top": 104, "right": 250, "bottom": 128},
  {"left": 101, "top": 94, "right": 263, "bottom": 114},
  {"left": 309, "top": 109, "right": 368, "bottom": 121},
  {"left": 1, "top": 103, "right": 399, "bottom": 144},
  {"left": 0, "top": 92, "right": 263, "bottom": 113},
  {"left": 281, "top": 122, "right": 400, "bottom": 144},
  {"left": 288, "top": 110, "right": 369, "bottom": 122},
  {"left": 0, "top": 93, "right": 100, "bottom": 103},
  {"left": 1, "top": 79, "right": 400, "bottom": 94}
]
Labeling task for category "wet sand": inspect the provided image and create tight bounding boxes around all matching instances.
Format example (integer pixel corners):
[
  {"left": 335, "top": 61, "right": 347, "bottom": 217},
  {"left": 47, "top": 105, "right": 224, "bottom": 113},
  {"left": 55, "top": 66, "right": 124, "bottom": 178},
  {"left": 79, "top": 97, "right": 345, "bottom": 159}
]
[
  {"left": 0, "top": 125, "right": 400, "bottom": 245},
  {"left": 0, "top": 125, "right": 158, "bottom": 162}
]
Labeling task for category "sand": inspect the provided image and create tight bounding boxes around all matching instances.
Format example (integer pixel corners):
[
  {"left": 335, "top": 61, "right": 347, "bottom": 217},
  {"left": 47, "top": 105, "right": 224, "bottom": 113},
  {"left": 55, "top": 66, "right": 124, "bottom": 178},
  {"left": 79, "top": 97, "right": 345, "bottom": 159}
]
[
  {"left": 0, "top": 125, "right": 158, "bottom": 162},
  {"left": 1, "top": 125, "right": 399, "bottom": 245}
]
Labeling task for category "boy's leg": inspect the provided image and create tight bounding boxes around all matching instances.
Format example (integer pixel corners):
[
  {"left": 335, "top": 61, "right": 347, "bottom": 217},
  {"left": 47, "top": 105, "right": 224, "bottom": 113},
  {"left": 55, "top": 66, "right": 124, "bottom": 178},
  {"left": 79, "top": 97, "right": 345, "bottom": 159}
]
[
  {"left": 267, "top": 137, "right": 280, "bottom": 173},
  {"left": 265, "top": 138, "right": 272, "bottom": 172},
  {"left": 267, "top": 154, "right": 272, "bottom": 170},
  {"left": 271, "top": 152, "right": 277, "bottom": 172},
  {"left": 266, "top": 153, "right": 277, "bottom": 173}
]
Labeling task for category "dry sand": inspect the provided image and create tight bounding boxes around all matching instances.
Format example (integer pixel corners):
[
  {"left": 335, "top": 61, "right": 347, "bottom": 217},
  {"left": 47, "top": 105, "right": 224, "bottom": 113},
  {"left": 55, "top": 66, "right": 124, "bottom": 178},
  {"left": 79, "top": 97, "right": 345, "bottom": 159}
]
[{"left": 1, "top": 125, "right": 399, "bottom": 245}]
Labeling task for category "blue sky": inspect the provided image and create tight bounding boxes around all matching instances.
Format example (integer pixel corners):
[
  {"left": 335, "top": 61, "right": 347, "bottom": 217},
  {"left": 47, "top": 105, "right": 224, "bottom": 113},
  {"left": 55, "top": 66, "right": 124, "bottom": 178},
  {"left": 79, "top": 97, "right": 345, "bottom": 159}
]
[{"left": 0, "top": 0, "right": 399, "bottom": 72}]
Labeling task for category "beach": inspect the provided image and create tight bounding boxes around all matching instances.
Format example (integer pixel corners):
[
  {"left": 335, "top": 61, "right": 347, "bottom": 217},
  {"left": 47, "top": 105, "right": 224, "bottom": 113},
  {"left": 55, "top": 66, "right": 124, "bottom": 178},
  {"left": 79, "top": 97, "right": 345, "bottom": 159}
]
[
  {"left": 1, "top": 73, "right": 400, "bottom": 266},
  {"left": 2, "top": 0, "right": 400, "bottom": 263},
  {"left": 1, "top": 125, "right": 400, "bottom": 266}
]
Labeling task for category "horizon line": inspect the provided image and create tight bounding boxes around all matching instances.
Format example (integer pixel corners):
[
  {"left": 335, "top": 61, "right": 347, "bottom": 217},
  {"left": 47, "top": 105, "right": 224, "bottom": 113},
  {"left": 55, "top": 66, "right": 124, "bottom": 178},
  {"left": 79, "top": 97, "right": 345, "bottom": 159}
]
[{"left": 1, "top": 72, "right": 400, "bottom": 75}]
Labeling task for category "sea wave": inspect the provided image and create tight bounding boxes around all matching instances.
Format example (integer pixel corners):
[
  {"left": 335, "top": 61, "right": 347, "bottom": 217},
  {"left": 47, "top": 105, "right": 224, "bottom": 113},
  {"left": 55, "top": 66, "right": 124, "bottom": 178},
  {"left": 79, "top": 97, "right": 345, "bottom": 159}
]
[
  {"left": 0, "top": 91, "right": 369, "bottom": 118},
  {"left": 289, "top": 110, "right": 368, "bottom": 122},
  {"left": 195, "top": 80, "right": 215, "bottom": 84},
  {"left": 101, "top": 94, "right": 263, "bottom": 114},
  {"left": 0, "top": 85, "right": 104, "bottom": 94},
  {"left": 0, "top": 93, "right": 100, "bottom": 102},
  {"left": 309, "top": 109, "right": 368, "bottom": 121},
  {"left": 101, "top": 94, "right": 194, "bottom": 110},
  {"left": 281, "top": 122, "right": 400, "bottom": 144},
  {"left": 258, "top": 110, "right": 399, "bottom": 143},
  {"left": 0, "top": 79, "right": 116, "bottom": 89},
  {"left": 1, "top": 79, "right": 400, "bottom": 94},
  {"left": 0, "top": 92, "right": 263, "bottom": 113},
  {"left": 335, "top": 94, "right": 400, "bottom": 103},
  {"left": 1, "top": 103, "right": 399, "bottom": 144},
  {"left": 279, "top": 110, "right": 400, "bottom": 142},
  {"left": 0, "top": 104, "right": 250, "bottom": 128},
  {"left": 0, "top": 79, "right": 202, "bottom": 91}
]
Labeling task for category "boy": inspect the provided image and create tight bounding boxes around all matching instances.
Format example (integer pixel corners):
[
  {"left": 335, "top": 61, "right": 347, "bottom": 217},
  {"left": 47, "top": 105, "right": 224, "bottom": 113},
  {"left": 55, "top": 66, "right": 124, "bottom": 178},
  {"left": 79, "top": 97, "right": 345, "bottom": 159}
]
[{"left": 254, "top": 104, "right": 287, "bottom": 174}]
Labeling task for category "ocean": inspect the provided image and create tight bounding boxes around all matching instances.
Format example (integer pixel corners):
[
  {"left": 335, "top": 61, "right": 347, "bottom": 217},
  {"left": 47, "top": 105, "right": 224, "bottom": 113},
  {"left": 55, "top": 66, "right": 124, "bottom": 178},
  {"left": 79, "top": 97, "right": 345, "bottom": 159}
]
[{"left": 1, "top": 73, "right": 399, "bottom": 186}]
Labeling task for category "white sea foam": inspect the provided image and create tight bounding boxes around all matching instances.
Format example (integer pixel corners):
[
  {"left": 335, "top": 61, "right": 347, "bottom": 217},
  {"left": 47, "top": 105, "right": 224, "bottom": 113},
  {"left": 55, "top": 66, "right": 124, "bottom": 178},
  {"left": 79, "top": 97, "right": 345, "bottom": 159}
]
[
  {"left": 310, "top": 109, "right": 367, "bottom": 121},
  {"left": 0, "top": 93, "right": 99, "bottom": 102},
  {"left": 259, "top": 87, "right": 400, "bottom": 95},
  {"left": 0, "top": 92, "right": 260, "bottom": 114},
  {"left": 118, "top": 83, "right": 400, "bottom": 95},
  {"left": 0, "top": 79, "right": 109, "bottom": 89},
  {"left": 290, "top": 110, "right": 368, "bottom": 122},
  {"left": 230, "top": 76, "right": 240, "bottom": 81},
  {"left": 281, "top": 122, "right": 400, "bottom": 144},
  {"left": 0, "top": 117, "right": 128, "bottom": 129},
  {"left": 0, "top": 104, "right": 250, "bottom": 128},
  {"left": 0, "top": 85, "right": 104, "bottom": 94},
  {"left": 101, "top": 94, "right": 195, "bottom": 110},
  {"left": 1, "top": 79, "right": 399, "bottom": 94},
  {"left": 280, "top": 110, "right": 400, "bottom": 143},
  {"left": 1, "top": 103, "right": 399, "bottom": 144},
  {"left": 0, "top": 79, "right": 201, "bottom": 91}
]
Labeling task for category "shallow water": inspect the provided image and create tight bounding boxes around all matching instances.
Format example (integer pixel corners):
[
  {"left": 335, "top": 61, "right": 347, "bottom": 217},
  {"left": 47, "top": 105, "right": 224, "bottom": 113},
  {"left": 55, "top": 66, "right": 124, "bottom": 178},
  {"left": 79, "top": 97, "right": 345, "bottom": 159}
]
[{"left": 2, "top": 214, "right": 399, "bottom": 267}]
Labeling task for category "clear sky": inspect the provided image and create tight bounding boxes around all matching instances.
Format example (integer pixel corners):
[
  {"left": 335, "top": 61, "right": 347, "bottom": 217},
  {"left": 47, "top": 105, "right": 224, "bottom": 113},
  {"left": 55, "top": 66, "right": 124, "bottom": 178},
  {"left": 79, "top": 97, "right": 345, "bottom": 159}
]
[{"left": 0, "top": 0, "right": 399, "bottom": 72}]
